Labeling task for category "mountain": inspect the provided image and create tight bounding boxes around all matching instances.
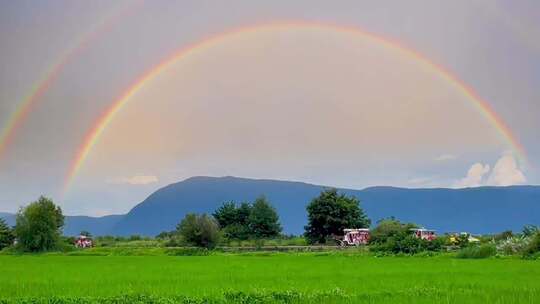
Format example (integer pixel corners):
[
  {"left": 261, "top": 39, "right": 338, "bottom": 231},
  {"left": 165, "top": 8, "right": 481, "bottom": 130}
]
[
  {"left": 113, "top": 176, "right": 325, "bottom": 236},
  {"left": 63, "top": 215, "right": 124, "bottom": 236},
  {"left": 111, "top": 176, "right": 540, "bottom": 236},
  {"left": 0, "top": 212, "right": 123, "bottom": 236},
  {"left": 2, "top": 176, "right": 540, "bottom": 236}
]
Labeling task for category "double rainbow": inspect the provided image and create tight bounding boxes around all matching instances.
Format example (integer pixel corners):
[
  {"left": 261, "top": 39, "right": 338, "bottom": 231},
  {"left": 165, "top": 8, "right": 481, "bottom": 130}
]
[
  {"left": 64, "top": 21, "right": 527, "bottom": 191},
  {"left": 0, "top": 1, "right": 143, "bottom": 164}
]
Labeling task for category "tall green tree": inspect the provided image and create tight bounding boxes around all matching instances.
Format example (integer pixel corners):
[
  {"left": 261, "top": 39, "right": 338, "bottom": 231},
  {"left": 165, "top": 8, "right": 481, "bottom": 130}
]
[
  {"left": 213, "top": 202, "right": 253, "bottom": 240},
  {"left": 213, "top": 202, "right": 238, "bottom": 227},
  {"left": 177, "top": 213, "right": 221, "bottom": 249},
  {"left": 249, "top": 196, "right": 282, "bottom": 239},
  {"left": 0, "top": 218, "right": 14, "bottom": 250},
  {"left": 304, "top": 189, "right": 370, "bottom": 244},
  {"left": 14, "top": 196, "right": 64, "bottom": 252}
]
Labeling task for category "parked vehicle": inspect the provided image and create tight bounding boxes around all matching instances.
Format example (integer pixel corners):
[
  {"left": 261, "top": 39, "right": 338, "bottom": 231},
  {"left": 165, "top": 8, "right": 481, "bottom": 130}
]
[
  {"left": 410, "top": 228, "right": 437, "bottom": 241},
  {"left": 75, "top": 235, "right": 93, "bottom": 248},
  {"left": 336, "top": 229, "right": 370, "bottom": 246},
  {"left": 449, "top": 232, "right": 480, "bottom": 244}
]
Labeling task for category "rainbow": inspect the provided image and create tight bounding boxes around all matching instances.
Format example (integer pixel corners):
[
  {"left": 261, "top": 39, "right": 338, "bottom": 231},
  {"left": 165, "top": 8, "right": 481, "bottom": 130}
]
[
  {"left": 64, "top": 21, "right": 528, "bottom": 191},
  {"left": 0, "top": 1, "right": 143, "bottom": 164}
]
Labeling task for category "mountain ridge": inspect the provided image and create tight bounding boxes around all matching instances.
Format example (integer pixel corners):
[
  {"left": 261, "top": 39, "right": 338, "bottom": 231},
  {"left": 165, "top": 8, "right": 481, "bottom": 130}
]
[{"left": 1, "top": 176, "right": 539, "bottom": 236}]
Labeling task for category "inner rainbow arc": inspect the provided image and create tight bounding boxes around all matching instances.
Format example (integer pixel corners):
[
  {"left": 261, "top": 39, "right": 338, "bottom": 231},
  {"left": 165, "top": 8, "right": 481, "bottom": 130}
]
[{"left": 63, "top": 20, "right": 528, "bottom": 193}]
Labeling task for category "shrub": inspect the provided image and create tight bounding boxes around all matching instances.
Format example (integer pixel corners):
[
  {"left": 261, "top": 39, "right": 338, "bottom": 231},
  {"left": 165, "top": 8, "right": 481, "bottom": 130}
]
[
  {"left": 369, "top": 218, "right": 415, "bottom": 244},
  {"left": 370, "top": 234, "right": 443, "bottom": 255},
  {"left": 454, "top": 233, "right": 470, "bottom": 248},
  {"left": 523, "top": 225, "right": 540, "bottom": 237},
  {"left": 522, "top": 233, "right": 540, "bottom": 258},
  {"left": 177, "top": 213, "right": 221, "bottom": 249},
  {"left": 93, "top": 235, "right": 117, "bottom": 247},
  {"left": 163, "top": 235, "right": 184, "bottom": 247},
  {"left": 497, "top": 236, "right": 530, "bottom": 255},
  {"left": 369, "top": 219, "right": 443, "bottom": 254},
  {"left": 456, "top": 244, "right": 496, "bottom": 259},
  {"left": 155, "top": 231, "right": 175, "bottom": 240}
]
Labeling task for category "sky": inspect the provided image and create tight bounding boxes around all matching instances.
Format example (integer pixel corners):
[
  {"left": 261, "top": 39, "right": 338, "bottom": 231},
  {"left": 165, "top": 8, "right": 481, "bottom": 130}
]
[{"left": 0, "top": 0, "right": 539, "bottom": 216}]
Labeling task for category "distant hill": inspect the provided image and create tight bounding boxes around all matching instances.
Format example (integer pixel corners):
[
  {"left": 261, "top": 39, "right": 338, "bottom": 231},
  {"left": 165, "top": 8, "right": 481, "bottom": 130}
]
[
  {"left": 111, "top": 176, "right": 540, "bottom": 236},
  {"left": 0, "top": 212, "right": 123, "bottom": 236},
  {"left": 64, "top": 215, "right": 124, "bottom": 236},
  {"left": 112, "top": 176, "right": 326, "bottom": 236},
  {"left": 2, "top": 176, "right": 539, "bottom": 236}
]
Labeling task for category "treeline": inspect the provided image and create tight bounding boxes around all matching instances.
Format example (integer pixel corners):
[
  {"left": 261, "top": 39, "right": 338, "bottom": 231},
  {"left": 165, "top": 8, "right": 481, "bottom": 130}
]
[
  {"left": 161, "top": 189, "right": 371, "bottom": 249},
  {"left": 1, "top": 191, "right": 540, "bottom": 259},
  {"left": 0, "top": 189, "right": 372, "bottom": 251}
]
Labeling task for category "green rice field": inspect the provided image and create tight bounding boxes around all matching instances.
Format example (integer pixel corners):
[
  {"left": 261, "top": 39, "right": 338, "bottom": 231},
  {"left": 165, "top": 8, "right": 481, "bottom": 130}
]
[{"left": 1, "top": 253, "right": 539, "bottom": 303}]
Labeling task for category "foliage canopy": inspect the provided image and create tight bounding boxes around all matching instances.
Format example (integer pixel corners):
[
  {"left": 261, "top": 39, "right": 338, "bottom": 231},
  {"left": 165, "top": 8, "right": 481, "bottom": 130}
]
[
  {"left": 213, "top": 196, "right": 281, "bottom": 240},
  {"left": 14, "top": 196, "right": 64, "bottom": 252},
  {"left": 177, "top": 213, "right": 221, "bottom": 249},
  {"left": 304, "top": 189, "right": 370, "bottom": 244},
  {"left": 0, "top": 218, "right": 14, "bottom": 250}
]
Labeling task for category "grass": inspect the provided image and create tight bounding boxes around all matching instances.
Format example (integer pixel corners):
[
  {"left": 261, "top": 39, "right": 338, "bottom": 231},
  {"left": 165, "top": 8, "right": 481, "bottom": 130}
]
[
  {"left": 456, "top": 244, "right": 497, "bottom": 259},
  {"left": 1, "top": 253, "right": 539, "bottom": 303}
]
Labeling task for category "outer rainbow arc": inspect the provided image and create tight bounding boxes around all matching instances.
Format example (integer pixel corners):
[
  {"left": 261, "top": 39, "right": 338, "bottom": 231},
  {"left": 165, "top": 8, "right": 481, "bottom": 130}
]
[
  {"left": 63, "top": 20, "right": 528, "bottom": 193},
  {"left": 0, "top": 1, "right": 144, "bottom": 166}
]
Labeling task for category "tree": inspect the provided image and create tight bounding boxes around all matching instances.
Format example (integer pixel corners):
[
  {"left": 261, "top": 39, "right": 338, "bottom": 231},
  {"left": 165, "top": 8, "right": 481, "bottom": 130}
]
[
  {"left": 0, "top": 218, "right": 14, "bottom": 250},
  {"left": 304, "top": 189, "right": 370, "bottom": 244},
  {"left": 249, "top": 196, "right": 282, "bottom": 239},
  {"left": 177, "top": 213, "right": 221, "bottom": 249},
  {"left": 213, "top": 202, "right": 253, "bottom": 240},
  {"left": 213, "top": 198, "right": 282, "bottom": 240},
  {"left": 14, "top": 196, "right": 64, "bottom": 252},
  {"left": 523, "top": 225, "right": 539, "bottom": 237},
  {"left": 213, "top": 202, "right": 238, "bottom": 227},
  {"left": 494, "top": 230, "right": 513, "bottom": 241},
  {"left": 370, "top": 218, "right": 414, "bottom": 243},
  {"left": 156, "top": 231, "right": 175, "bottom": 240}
]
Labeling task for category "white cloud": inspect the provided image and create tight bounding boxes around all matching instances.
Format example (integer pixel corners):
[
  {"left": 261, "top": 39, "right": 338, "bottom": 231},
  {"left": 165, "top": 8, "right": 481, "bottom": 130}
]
[
  {"left": 453, "top": 155, "right": 526, "bottom": 188},
  {"left": 454, "top": 163, "right": 491, "bottom": 188},
  {"left": 107, "top": 175, "right": 159, "bottom": 185},
  {"left": 435, "top": 154, "right": 457, "bottom": 161},
  {"left": 487, "top": 155, "right": 526, "bottom": 186}
]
